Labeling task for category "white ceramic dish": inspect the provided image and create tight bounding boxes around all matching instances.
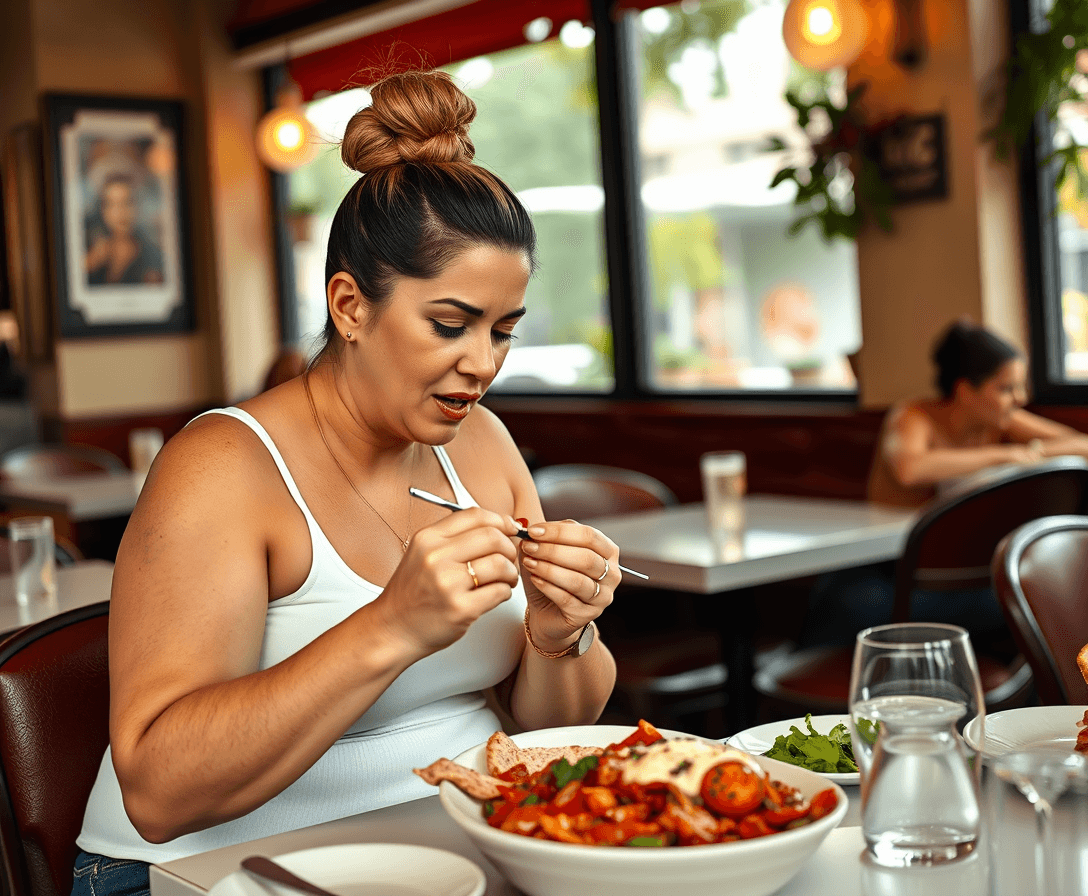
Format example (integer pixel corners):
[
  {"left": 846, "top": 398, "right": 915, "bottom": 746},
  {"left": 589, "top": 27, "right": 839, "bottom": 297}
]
[
  {"left": 207, "top": 843, "right": 485, "bottom": 896},
  {"left": 964, "top": 705, "right": 1088, "bottom": 757},
  {"left": 725, "top": 715, "right": 860, "bottom": 786},
  {"left": 438, "top": 724, "right": 847, "bottom": 896}
]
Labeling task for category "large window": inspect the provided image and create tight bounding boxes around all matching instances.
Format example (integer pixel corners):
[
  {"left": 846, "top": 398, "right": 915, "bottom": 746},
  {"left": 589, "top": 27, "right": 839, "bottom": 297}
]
[{"left": 279, "top": 0, "right": 862, "bottom": 397}]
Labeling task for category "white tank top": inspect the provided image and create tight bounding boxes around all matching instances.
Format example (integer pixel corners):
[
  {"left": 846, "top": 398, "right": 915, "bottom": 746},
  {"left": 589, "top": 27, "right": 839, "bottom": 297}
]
[{"left": 77, "top": 407, "right": 527, "bottom": 863}]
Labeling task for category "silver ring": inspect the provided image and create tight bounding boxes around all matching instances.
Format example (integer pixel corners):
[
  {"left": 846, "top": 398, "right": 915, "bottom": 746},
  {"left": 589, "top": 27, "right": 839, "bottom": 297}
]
[
  {"left": 592, "top": 580, "right": 600, "bottom": 599},
  {"left": 466, "top": 560, "right": 479, "bottom": 589},
  {"left": 595, "top": 559, "right": 609, "bottom": 582}
]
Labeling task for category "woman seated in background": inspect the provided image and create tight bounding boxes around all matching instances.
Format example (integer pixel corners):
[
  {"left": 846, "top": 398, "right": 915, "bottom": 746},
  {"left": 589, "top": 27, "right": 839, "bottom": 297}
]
[
  {"left": 868, "top": 319, "right": 1088, "bottom": 508},
  {"left": 803, "top": 319, "right": 1088, "bottom": 647},
  {"left": 71, "top": 69, "right": 618, "bottom": 896}
]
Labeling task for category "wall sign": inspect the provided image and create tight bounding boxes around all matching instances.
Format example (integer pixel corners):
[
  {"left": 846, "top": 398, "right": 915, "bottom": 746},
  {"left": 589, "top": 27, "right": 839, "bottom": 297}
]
[{"left": 873, "top": 113, "right": 949, "bottom": 204}]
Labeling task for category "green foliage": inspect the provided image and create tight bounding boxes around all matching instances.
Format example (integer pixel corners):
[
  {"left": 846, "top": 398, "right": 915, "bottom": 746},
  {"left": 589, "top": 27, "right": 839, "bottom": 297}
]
[
  {"left": 767, "top": 83, "right": 894, "bottom": 243},
  {"left": 988, "top": 0, "right": 1088, "bottom": 201}
]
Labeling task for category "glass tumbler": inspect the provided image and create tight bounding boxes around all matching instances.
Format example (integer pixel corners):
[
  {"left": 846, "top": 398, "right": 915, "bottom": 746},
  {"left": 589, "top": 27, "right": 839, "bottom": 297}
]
[
  {"left": 849, "top": 622, "right": 985, "bottom": 867},
  {"left": 700, "top": 451, "right": 746, "bottom": 560},
  {"left": 7, "top": 516, "right": 59, "bottom": 623}
]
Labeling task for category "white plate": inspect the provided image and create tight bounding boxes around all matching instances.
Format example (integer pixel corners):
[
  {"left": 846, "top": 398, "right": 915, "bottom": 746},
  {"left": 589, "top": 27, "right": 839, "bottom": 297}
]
[
  {"left": 207, "top": 843, "right": 486, "bottom": 896},
  {"left": 964, "top": 705, "right": 1088, "bottom": 757},
  {"left": 725, "top": 715, "right": 860, "bottom": 786}
]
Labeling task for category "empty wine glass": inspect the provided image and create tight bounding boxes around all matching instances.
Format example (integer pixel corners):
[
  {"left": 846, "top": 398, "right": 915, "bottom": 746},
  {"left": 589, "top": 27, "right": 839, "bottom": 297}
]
[
  {"left": 848, "top": 622, "right": 985, "bottom": 867},
  {"left": 986, "top": 749, "right": 1088, "bottom": 896}
]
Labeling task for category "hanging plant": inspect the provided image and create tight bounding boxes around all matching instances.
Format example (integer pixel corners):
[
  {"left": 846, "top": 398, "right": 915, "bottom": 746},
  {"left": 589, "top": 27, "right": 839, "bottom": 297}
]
[
  {"left": 766, "top": 82, "right": 895, "bottom": 242},
  {"left": 987, "top": 0, "right": 1088, "bottom": 200}
]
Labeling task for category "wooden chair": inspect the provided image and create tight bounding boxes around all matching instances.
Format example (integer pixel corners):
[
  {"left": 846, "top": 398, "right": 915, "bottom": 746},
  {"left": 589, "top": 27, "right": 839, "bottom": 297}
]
[
  {"left": 532, "top": 464, "right": 728, "bottom": 735},
  {"left": 0, "top": 444, "right": 126, "bottom": 480},
  {"left": 0, "top": 602, "right": 110, "bottom": 896},
  {"left": 992, "top": 514, "right": 1088, "bottom": 705},
  {"left": 754, "top": 457, "right": 1088, "bottom": 719}
]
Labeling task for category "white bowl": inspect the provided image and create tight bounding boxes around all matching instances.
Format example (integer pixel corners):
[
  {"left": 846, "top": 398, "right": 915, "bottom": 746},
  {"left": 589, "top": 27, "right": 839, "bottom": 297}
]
[{"left": 438, "top": 725, "right": 847, "bottom": 896}]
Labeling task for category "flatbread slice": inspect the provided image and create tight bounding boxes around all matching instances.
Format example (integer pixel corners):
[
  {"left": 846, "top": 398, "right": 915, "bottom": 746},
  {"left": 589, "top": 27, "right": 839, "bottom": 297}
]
[
  {"left": 1078, "top": 642, "right": 1088, "bottom": 689},
  {"left": 485, "top": 730, "right": 603, "bottom": 776},
  {"left": 413, "top": 758, "right": 505, "bottom": 800}
]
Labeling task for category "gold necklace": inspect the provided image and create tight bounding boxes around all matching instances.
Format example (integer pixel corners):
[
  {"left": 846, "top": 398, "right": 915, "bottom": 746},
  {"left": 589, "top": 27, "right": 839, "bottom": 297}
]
[{"left": 304, "top": 374, "right": 415, "bottom": 552}]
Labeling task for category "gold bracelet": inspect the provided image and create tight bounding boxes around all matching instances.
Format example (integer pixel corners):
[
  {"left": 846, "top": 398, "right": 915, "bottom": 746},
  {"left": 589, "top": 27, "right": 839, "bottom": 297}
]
[{"left": 523, "top": 607, "right": 583, "bottom": 659}]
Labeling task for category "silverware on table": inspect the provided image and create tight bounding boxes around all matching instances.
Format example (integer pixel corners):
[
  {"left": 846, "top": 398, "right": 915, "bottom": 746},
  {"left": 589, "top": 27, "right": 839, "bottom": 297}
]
[
  {"left": 408, "top": 487, "right": 649, "bottom": 580},
  {"left": 240, "top": 855, "right": 339, "bottom": 896}
]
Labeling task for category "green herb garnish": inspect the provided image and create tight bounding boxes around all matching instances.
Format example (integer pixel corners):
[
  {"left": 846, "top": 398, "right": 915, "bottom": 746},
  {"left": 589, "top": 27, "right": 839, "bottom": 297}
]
[
  {"left": 762, "top": 714, "right": 858, "bottom": 773},
  {"left": 626, "top": 835, "right": 670, "bottom": 847},
  {"left": 549, "top": 755, "right": 599, "bottom": 789}
]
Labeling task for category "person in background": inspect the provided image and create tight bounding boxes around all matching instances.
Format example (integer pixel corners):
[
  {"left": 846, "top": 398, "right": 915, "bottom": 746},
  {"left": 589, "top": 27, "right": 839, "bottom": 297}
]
[
  {"left": 803, "top": 319, "right": 1088, "bottom": 647},
  {"left": 84, "top": 173, "right": 164, "bottom": 287},
  {"left": 71, "top": 69, "right": 618, "bottom": 896}
]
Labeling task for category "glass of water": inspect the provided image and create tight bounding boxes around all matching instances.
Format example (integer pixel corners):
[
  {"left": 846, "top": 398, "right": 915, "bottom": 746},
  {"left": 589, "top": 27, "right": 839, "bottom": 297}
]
[{"left": 848, "top": 622, "right": 985, "bottom": 867}]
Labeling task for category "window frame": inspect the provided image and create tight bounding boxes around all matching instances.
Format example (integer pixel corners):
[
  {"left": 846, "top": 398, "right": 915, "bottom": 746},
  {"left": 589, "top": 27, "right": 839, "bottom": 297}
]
[{"left": 267, "top": 0, "right": 861, "bottom": 405}]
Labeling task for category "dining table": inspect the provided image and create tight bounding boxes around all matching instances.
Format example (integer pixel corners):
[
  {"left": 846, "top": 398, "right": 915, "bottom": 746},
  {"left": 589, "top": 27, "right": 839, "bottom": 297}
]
[
  {"left": 149, "top": 785, "right": 991, "bottom": 896},
  {"left": 0, "top": 470, "right": 145, "bottom": 521},
  {"left": 0, "top": 558, "right": 113, "bottom": 633},
  {"left": 584, "top": 494, "right": 917, "bottom": 730}
]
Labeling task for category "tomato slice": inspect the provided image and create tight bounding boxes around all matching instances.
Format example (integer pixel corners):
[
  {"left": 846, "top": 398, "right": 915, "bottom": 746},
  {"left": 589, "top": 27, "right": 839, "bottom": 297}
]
[{"left": 700, "top": 761, "right": 766, "bottom": 818}]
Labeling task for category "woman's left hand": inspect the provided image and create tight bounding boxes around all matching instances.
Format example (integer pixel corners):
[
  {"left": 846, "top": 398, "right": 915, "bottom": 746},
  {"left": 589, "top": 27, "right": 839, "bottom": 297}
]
[{"left": 519, "top": 520, "right": 619, "bottom": 651}]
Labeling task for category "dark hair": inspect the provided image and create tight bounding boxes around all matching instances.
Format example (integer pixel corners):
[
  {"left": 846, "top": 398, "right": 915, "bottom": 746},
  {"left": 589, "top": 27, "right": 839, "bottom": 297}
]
[
  {"left": 932, "top": 320, "right": 1020, "bottom": 398},
  {"left": 317, "top": 70, "right": 536, "bottom": 356}
]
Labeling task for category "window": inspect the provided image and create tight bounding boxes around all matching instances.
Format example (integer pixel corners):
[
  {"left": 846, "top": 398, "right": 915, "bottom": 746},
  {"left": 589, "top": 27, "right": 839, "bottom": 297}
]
[{"left": 277, "top": 0, "right": 863, "bottom": 397}]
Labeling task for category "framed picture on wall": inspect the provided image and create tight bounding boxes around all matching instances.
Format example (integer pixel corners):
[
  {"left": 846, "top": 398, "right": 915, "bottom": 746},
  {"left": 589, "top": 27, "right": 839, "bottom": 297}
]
[{"left": 43, "top": 94, "right": 195, "bottom": 337}]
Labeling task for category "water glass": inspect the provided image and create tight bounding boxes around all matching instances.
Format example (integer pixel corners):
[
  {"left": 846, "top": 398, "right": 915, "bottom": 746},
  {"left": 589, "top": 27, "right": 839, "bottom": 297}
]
[
  {"left": 129, "top": 426, "right": 164, "bottom": 475},
  {"left": 849, "top": 622, "right": 985, "bottom": 867},
  {"left": 7, "top": 516, "right": 59, "bottom": 623},
  {"left": 700, "top": 451, "right": 746, "bottom": 559},
  {"left": 985, "top": 749, "right": 1088, "bottom": 896}
]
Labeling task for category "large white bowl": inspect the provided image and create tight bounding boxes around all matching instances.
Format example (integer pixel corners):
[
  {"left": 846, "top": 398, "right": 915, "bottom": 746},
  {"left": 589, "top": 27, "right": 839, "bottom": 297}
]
[{"left": 438, "top": 725, "right": 847, "bottom": 896}]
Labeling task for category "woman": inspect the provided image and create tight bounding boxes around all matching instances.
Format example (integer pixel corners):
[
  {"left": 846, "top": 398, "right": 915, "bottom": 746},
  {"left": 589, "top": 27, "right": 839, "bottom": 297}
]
[
  {"left": 804, "top": 320, "right": 1088, "bottom": 647},
  {"left": 71, "top": 70, "right": 618, "bottom": 896},
  {"left": 84, "top": 173, "right": 165, "bottom": 286},
  {"left": 868, "top": 319, "right": 1088, "bottom": 508}
]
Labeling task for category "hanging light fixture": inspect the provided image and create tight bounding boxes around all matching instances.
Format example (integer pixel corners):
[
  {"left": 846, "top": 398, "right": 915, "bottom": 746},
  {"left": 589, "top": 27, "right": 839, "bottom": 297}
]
[
  {"left": 255, "top": 79, "right": 316, "bottom": 173},
  {"left": 781, "top": 0, "right": 868, "bottom": 72}
]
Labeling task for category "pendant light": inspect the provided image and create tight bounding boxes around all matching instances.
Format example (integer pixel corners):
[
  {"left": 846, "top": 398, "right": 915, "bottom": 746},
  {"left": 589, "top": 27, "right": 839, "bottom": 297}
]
[
  {"left": 782, "top": 0, "right": 868, "bottom": 72},
  {"left": 255, "top": 79, "right": 316, "bottom": 173}
]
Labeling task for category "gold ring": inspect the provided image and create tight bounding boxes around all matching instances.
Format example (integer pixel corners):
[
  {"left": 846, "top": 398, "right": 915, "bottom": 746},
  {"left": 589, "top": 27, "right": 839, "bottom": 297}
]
[
  {"left": 466, "top": 560, "right": 479, "bottom": 589},
  {"left": 595, "top": 559, "right": 609, "bottom": 582}
]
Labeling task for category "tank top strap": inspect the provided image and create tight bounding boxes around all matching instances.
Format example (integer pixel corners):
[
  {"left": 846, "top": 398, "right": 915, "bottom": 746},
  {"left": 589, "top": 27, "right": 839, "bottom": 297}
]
[
  {"left": 430, "top": 445, "right": 477, "bottom": 508},
  {"left": 189, "top": 407, "right": 322, "bottom": 530}
]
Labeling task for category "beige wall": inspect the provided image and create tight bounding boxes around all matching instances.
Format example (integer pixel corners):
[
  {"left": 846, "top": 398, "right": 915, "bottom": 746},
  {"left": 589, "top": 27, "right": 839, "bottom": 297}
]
[
  {"left": 850, "top": 0, "right": 1028, "bottom": 407},
  {"left": 0, "top": 0, "right": 279, "bottom": 420}
]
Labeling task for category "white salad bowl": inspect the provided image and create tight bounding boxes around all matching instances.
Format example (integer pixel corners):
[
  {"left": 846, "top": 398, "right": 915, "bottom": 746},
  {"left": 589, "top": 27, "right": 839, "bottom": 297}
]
[{"left": 438, "top": 725, "right": 847, "bottom": 896}]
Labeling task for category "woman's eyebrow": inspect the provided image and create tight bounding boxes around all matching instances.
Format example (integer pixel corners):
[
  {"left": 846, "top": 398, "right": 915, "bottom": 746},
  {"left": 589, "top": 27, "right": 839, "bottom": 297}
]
[{"left": 431, "top": 298, "right": 526, "bottom": 321}]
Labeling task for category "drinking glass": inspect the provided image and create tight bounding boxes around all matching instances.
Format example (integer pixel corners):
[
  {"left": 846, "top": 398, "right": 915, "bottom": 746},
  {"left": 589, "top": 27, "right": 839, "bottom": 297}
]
[
  {"left": 700, "top": 451, "right": 746, "bottom": 561},
  {"left": 848, "top": 622, "right": 985, "bottom": 867},
  {"left": 7, "top": 516, "right": 59, "bottom": 624},
  {"left": 985, "top": 749, "right": 1088, "bottom": 896}
]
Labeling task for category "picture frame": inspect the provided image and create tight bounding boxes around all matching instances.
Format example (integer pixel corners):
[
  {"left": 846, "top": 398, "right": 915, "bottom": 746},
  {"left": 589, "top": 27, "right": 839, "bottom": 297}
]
[{"left": 43, "top": 94, "right": 195, "bottom": 338}]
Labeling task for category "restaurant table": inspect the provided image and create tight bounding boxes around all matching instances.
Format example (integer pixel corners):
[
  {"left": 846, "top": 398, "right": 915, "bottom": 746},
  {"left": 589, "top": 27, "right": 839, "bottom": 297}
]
[
  {"left": 0, "top": 470, "right": 145, "bottom": 521},
  {"left": 0, "top": 559, "right": 113, "bottom": 633},
  {"left": 585, "top": 495, "right": 916, "bottom": 731},
  {"left": 150, "top": 789, "right": 991, "bottom": 896}
]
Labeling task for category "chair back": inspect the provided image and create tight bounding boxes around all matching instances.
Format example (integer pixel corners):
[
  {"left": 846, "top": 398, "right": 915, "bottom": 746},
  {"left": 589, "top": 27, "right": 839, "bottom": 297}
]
[
  {"left": 532, "top": 464, "right": 678, "bottom": 520},
  {"left": 0, "top": 444, "right": 126, "bottom": 480},
  {"left": 0, "top": 602, "right": 110, "bottom": 896},
  {"left": 892, "top": 457, "right": 1088, "bottom": 620},
  {"left": 992, "top": 515, "right": 1088, "bottom": 705}
]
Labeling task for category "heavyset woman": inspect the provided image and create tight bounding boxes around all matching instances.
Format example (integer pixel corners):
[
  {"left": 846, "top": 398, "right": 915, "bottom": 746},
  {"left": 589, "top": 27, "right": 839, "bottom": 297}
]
[
  {"left": 71, "top": 70, "right": 617, "bottom": 896},
  {"left": 803, "top": 319, "right": 1088, "bottom": 647}
]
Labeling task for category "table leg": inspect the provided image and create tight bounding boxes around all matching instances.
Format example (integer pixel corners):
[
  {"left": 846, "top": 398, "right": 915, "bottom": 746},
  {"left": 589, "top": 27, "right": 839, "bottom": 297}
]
[{"left": 708, "top": 587, "right": 759, "bottom": 735}]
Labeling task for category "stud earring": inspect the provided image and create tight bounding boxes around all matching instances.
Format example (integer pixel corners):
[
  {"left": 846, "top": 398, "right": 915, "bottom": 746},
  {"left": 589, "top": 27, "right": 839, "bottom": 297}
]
[{"left": 345, "top": 332, "right": 352, "bottom": 340}]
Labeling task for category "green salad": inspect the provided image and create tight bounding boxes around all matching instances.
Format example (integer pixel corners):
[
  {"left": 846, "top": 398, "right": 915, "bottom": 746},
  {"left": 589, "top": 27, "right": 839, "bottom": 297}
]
[{"left": 762, "top": 714, "right": 870, "bottom": 774}]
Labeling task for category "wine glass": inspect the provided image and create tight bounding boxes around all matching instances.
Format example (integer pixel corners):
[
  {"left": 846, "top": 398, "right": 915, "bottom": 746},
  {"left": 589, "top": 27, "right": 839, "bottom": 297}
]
[
  {"left": 986, "top": 748, "right": 1088, "bottom": 896},
  {"left": 848, "top": 622, "right": 985, "bottom": 867}
]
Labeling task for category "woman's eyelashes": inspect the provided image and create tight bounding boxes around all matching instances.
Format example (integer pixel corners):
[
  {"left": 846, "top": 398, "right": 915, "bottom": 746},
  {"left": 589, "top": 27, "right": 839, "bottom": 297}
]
[{"left": 429, "top": 319, "right": 517, "bottom": 344}]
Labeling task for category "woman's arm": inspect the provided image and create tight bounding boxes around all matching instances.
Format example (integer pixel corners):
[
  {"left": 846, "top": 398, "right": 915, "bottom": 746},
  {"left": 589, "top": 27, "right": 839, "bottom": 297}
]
[
  {"left": 882, "top": 404, "right": 1036, "bottom": 487},
  {"left": 109, "top": 417, "right": 520, "bottom": 843},
  {"left": 1005, "top": 409, "right": 1088, "bottom": 458}
]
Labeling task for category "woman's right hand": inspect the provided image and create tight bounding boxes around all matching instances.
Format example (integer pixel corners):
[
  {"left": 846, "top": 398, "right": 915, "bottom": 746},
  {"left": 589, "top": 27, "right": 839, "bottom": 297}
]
[
  {"left": 1005, "top": 443, "right": 1043, "bottom": 465},
  {"left": 372, "top": 507, "right": 522, "bottom": 655}
]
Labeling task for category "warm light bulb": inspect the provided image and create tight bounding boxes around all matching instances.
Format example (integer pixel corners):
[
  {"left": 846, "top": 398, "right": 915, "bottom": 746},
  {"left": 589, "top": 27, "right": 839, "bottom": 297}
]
[
  {"left": 255, "top": 81, "right": 317, "bottom": 172},
  {"left": 782, "top": 0, "right": 867, "bottom": 71}
]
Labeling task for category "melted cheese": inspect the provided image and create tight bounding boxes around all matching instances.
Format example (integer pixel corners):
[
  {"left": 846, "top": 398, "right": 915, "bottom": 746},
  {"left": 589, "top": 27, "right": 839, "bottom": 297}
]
[{"left": 618, "top": 738, "right": 763, "bottom": 798}]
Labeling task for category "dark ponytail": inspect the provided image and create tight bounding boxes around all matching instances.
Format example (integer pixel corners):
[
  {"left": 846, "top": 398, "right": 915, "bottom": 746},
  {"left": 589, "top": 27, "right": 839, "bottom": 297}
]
[{"left": 932, "top": 320, "right": 1020, "bottom": 398}]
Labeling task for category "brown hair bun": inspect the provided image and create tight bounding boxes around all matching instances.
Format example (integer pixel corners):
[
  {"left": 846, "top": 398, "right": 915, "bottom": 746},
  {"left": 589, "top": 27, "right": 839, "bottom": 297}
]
[{"left": 341, "top": 70, "right": 477, "bottom": 173}]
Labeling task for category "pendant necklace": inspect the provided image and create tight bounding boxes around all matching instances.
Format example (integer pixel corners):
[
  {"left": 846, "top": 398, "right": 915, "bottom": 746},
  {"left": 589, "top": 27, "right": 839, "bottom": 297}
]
[{"left": 304, "top": 375, "right": 415, "bottom": 552}]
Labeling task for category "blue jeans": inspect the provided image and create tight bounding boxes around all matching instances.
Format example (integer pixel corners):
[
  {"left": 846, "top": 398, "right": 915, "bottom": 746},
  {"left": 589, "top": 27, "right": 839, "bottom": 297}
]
[
  {"left": 800, "top": 562, "right": 1008, "bottom": 648},
  {"left": 71, "top": 851, "right": 150, "bottom": 896}
]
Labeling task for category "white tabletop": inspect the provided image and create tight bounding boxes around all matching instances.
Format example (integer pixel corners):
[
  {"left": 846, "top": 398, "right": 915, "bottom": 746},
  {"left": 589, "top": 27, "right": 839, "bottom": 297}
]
[
  {"left": 0, "top": 559, "right": 113, "bottom": 631},
  {"left": 587, "top": 495, "right": 916, "bottom": 593},
  {"left": 150, "top": 791, "right": 992, "bottom": 896},
  {"left": 0, "top": 471, "right": 144, "bottom": 521}
]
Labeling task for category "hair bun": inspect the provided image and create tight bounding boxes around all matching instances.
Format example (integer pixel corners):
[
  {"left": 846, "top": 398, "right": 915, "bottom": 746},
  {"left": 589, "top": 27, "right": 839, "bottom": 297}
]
[{"left": 341, "top": 70, "right": 477, "bottom": 173}]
